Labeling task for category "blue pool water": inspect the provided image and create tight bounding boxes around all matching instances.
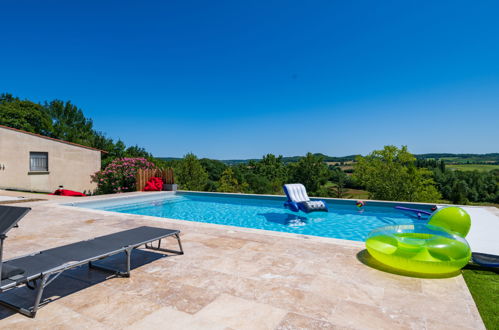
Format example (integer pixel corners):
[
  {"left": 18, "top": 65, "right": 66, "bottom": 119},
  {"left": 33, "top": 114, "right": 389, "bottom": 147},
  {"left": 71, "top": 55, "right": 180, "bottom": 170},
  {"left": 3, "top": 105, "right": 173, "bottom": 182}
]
[{"left": 90, "top": 193, "right": 426, "bottom": 242}]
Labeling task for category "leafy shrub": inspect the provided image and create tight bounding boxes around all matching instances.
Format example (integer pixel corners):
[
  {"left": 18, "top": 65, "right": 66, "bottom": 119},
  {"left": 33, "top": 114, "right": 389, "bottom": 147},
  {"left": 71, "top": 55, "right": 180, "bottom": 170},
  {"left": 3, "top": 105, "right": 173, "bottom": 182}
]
[{"left": 92, "top": 157, "right": 156, "bottom": 194}]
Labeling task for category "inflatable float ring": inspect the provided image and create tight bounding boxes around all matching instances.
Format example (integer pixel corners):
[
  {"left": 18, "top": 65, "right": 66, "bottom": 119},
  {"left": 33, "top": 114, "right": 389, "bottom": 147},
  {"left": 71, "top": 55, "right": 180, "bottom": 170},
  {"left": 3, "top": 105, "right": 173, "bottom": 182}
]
[{"left": 366, "top": 224, "right": 471, "bottom": 275}]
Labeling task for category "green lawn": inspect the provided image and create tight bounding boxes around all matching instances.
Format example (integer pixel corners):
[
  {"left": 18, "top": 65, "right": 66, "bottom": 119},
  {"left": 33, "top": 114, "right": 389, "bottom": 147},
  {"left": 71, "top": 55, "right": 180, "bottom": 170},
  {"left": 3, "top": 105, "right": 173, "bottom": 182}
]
[
  {"left": 447, "top": 164, "right": 499, "bottom": 172},
  {"left": 345, "top": 188, "right": 369, "bottom": 199},
  {"left": 322, "top": 182, "right": 369, "bottom": 199},
  {"left": 462, "top": 268, "right": 499, "bottom": 330}
]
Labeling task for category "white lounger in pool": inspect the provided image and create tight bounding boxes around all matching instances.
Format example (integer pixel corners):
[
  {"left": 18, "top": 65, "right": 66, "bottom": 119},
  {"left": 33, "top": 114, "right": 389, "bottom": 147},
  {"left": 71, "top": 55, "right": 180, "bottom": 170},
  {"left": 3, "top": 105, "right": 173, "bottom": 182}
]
[{"left": 283, "top": 184, "right": 328, "bottom": 213}]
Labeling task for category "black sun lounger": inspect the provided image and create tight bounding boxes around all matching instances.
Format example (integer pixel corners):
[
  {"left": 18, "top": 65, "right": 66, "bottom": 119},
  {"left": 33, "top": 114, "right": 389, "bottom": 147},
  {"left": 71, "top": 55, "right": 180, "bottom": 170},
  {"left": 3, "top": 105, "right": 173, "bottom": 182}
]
[
  {"left": 0, "top": 205, "right": 183, "bottom": 318},
  {"left": 472, "top": 252, "right": 499, "bottom": 268}
]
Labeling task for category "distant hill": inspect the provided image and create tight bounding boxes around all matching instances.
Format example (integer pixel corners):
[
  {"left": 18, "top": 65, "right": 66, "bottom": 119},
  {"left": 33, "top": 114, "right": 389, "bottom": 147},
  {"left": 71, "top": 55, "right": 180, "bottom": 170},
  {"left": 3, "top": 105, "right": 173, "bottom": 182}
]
[
  {"left": 158, "top": 153, "right": 499, "bottom": 165},
  {"left": 220, "top": 153, "right": 358, "bottom": 165}
]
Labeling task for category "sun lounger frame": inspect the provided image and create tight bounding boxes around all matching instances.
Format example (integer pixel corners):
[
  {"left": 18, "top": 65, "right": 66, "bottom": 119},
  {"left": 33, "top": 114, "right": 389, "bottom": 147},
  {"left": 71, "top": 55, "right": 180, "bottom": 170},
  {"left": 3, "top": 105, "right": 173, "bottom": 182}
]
[
  {"left": 0, "top": 228, "right": 183, "bottom": 318},
  {"left": 0, "top": 205, "right": 31, "bottom": 281}
]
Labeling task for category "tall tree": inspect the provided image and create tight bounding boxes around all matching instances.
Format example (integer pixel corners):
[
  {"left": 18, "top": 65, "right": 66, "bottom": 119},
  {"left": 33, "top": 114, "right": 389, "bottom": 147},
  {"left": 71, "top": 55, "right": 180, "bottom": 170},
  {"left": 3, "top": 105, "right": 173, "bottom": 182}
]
[
  {"left": 253, "top": 154, "right": 289, "bottom": 192},
  {"left": 450, "top": 180, "right": 469, "bottom": 204},
  {"left": 330, "top": 168, "right": 349, "bottom": 198},
  {"left": 289, "top": 152, "right": 330, "bottom": 194},
  {"left": 217, "top": 168, "right": 248, "bottom": 193},
  {"left": 176, "top": 153, "right": 209, "bottom": 191},
  {"left": 199, "top": 158, "right": 228, "bottom": 192},
  {"left": 200, "top": 158, "right": 227, "bottom": 182},
  {"left": 0, "top": 93, "right": 52, "bottom": 135},
  {"left": 125, "top": 145, "right": 152, "bottom": 158},
  {"left": 243, "top": 173, "right": 273, "bottom": 194},
  {"left": 45, "top": 100, "right": 94, "bottom": 145},
  {"left": 353, "top": 145, "right": 441, "bottom": 202}
]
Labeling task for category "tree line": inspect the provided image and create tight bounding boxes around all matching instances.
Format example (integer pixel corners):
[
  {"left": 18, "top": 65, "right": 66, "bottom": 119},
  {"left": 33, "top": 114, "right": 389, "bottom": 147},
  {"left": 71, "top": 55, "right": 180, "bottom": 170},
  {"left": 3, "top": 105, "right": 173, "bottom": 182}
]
[
  {"left": 167, "top": 146, "right": 499, "bottom": 205},
  {"left": 416, "top": 158, "right": 499, "bottom": 204},
  {"left": 165, "top": 153, "right": 334, "bottom": 196}
]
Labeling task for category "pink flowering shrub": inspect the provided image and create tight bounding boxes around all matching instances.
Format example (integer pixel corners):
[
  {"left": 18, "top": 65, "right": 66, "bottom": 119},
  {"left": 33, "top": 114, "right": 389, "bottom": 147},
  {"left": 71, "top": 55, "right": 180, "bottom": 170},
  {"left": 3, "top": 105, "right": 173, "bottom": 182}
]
[{"left": 92, "top": 157, "right": 156, "bottom": 194}]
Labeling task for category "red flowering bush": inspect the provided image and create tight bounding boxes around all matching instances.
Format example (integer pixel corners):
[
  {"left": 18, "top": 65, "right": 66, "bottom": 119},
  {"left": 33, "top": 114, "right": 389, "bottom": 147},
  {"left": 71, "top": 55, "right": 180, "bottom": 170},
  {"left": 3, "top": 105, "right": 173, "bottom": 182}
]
[{"left": 92, "top": 157, "right": 156, "bottom": 194}]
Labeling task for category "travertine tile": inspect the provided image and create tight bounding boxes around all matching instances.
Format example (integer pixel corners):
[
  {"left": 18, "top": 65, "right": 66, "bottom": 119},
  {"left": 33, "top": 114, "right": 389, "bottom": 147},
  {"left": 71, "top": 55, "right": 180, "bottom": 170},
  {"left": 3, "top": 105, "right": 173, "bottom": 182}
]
[
  {"left": 0, "top": 302, "right": 107, "bottom": 330},
  {"left": 126, "top": 307, "right": 227, "bottom": 330},
  {"left": 275, "top": 312, "right": 340, "bottom": 330},
  {"left": 194, "top": 294, "right": 287, "bottom": 330},
  {"left": 61, "top": 284, "right": 161, "bottom": 328},
  {"left": 425, "top": 318, "right": 485, "bottom": 330},
  {"left": 138, "top": 283, "right": 219, "bottom": 314},
  {"left": 308, "top": 274, "right": 384, "bottom": 306},
  {"left": 328, "top": 300, "right": 424, "bottom": 330},
  {"left": 381, "top": 289, "right": 483, "bottom": 328},
  {"left": 198, "top": 235, "right": 251, "bottom": 250},
  {"left": 249, "top": 284, "right": 339, "bottom": 321}
]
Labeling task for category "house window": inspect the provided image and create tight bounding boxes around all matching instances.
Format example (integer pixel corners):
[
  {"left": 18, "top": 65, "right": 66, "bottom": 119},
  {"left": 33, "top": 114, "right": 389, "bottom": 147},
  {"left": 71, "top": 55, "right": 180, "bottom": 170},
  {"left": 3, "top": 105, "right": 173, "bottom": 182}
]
[{"left": 30, "top": 152, "right": 49, "bottom": 172}]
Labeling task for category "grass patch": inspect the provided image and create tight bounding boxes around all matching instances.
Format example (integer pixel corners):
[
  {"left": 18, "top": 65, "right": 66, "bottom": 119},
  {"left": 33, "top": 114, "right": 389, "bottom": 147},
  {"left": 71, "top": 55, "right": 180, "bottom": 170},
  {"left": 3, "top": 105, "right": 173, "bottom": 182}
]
[
  {"left": 345, "top": 189, "right": 369, "bottom": 199},
  {"left": 447, "top": 164, "right": 499, "bottom": 172},
  {"left": 462, "top": 268, "right": 499, "bottom": 330},
  {"left": 322, "top": 182, "right": 369, "bottom": 199}
]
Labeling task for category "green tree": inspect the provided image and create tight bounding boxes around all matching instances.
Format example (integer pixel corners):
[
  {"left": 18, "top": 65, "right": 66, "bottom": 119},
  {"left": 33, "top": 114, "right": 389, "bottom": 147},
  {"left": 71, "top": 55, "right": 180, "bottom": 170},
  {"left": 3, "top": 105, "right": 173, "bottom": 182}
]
[
  {"left": 0, "top": 93, "right": 52, "bottom": 135},
  {"left": 243, "top": 173, "right": 273, "bottom": 194},
  {"left": 353, "top": 145, "right": 441, "bottom": 202},
  {"left": 199, "top": 158, "right": 228, "bottom": 192},
  {"left": 330, "top": 168, "right": 349, "bottom": 198},
  {"left": 439, "top": 160, "right": 446, "bottom": 172},
  {"left": 432, "top": 167, "right": 499, "bottom": 204},
  {"left": 176, "top": 153, "right": 209, "bottom": 190},
  {"left": 450, "top": 180, "right": 469, "bottom": 204},
  {"left": 289, "top": 152, "right": 330, "bottom": 195},
  {"left": 253, "top": 154, "right": 289, "bottom": 193},
  {"left": 125, "top": 145, "right": 152, "bottom": 158},
  {"left": 45, "top": 100, "right": 94, "bottom": 145},
  {"left": 200, "top": 158, "right": 227, "bottom": 182},
  {"left": 217, "top": 168, "right": 248, "bottom": 193}
]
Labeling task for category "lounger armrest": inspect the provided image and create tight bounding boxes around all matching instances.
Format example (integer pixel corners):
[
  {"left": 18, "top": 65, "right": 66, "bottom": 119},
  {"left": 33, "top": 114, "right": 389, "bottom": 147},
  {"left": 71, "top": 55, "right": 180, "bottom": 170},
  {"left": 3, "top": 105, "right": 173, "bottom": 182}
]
[{"left": 284, "top": 201, "right": 300, "bottom": 212}]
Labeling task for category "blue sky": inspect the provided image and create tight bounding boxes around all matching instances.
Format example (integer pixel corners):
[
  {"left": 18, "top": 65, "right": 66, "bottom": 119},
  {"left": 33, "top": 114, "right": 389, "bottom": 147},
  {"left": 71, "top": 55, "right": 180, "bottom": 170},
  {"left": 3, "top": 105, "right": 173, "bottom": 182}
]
[{"left": 1, "top": 1, "right": 498, "bottom": 159}]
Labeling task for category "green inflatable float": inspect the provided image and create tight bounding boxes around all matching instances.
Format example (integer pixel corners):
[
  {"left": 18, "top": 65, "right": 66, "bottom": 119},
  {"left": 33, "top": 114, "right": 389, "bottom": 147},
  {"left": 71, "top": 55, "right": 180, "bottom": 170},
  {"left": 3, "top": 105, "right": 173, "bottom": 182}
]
[
  {"left": 365, "top": 207, "right": 472, "bottom": 275},
  {"left": 428, "top": 206, "right": 471, "bottom": 237}
]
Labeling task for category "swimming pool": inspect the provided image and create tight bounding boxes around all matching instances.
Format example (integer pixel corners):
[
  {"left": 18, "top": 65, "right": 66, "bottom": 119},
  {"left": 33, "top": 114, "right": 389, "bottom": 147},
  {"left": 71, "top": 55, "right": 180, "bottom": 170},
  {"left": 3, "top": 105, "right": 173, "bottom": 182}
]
[{"left": 72, "top": 192, "right": 434, "bottom": 242}]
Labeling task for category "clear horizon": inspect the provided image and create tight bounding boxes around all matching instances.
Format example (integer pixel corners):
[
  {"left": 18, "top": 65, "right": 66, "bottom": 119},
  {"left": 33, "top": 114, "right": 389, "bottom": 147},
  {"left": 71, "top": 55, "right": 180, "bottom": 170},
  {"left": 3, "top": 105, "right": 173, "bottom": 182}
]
[{"left": 1, "top": 1, "right": 498, "bottom": 158}]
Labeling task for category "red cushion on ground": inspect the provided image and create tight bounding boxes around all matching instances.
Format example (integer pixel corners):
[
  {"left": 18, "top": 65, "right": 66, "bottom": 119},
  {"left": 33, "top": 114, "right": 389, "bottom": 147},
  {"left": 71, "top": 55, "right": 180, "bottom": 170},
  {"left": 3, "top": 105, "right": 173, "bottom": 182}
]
[
  {"left": 49, "top": 189, "right": 86, "bottom": 196},
  {"left": 143, "top": 177, "right": 163, "bottom": 191}
]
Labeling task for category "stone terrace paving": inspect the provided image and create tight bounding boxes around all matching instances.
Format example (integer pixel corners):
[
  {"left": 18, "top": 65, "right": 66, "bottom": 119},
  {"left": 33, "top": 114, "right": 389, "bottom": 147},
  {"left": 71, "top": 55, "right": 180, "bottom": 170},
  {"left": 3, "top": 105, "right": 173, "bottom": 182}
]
[{"left": 0, "top": 194, "right": 486, "bottom": 329}]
